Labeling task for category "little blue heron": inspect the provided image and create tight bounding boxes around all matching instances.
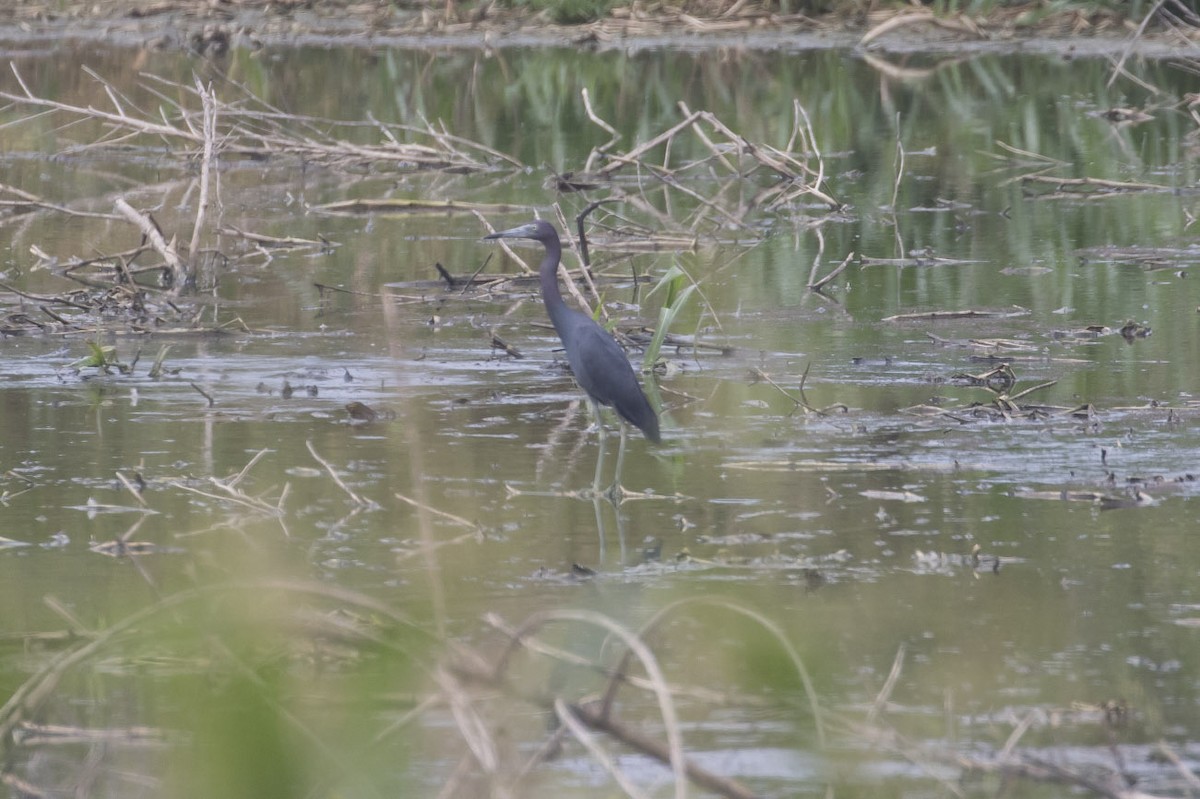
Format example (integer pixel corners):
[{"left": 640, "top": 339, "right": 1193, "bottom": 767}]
[{"left": 485, "top": 219, "right": 659, "bottom": 497}]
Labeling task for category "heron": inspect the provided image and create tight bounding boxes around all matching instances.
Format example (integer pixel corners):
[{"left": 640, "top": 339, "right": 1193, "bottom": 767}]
[{"left": 484, "top": 219, "right": 659, "bottom": 498}]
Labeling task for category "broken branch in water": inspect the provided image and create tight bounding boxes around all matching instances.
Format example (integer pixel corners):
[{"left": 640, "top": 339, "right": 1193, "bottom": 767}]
[
  {"left": 307, "top": 440, "right": 375, "bottom": 509},
  {"left": 750, "top": 364, "right": 846, "bottom": 417},
  {"left": 809, "top": 250, "right": 854, "bottom": 292},
  {"left": 0, "top": 182, "right": 123, "bottom": 221},
  {"left": 113, "top": 198, "right": 188, "bottom": 292},
  {"left": 883, "top": 307, "right": 1031, "bottom": 322},
  {"left": 1021, "top": 174, "right": 1172, "bottom": 195}
]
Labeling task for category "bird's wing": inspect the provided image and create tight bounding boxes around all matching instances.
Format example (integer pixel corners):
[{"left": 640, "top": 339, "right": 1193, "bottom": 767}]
[{"left": 563, "top": 318, "right": 641, "bottom": 408}]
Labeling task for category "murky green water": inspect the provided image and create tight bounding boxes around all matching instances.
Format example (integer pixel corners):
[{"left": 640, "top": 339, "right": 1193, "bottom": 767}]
[{"left": 1, "top": 36, "right": 1198, "bottom": 798}]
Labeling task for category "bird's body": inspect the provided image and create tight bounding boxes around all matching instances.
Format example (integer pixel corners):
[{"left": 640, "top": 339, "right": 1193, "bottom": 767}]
[{"left": 485, "top": 220, "right": 660, "bottom": 447}]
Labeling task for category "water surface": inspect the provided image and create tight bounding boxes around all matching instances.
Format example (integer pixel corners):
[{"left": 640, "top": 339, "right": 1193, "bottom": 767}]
[{"left": 0, "top": 36, "right": 1198, "bottom": 798}]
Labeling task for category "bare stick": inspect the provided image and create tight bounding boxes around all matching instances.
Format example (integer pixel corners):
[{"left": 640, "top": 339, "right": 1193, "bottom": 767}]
[
  {"left": 750, "top": 366, "right": 823, "bottom": 415},
  {"left": 998, "top": 711, "right": 1039, "bottom": 760},
  {"left": 1022, "top": 174, "right": 1170, "bottom": 192},
  {"left": 677, "top": 101, "right": 737, "bottom": 173},
  {"left": 188, "top": 381, "right": 214, "bottom": 406},
  {"left": 394, "top": 492, "right": 478, "bottom": 530},
  {"left": 225, "top": 448, "right": 270, "bottom": 489},
  {"left": 434, "top": 665, "right": 499, "bottom": 776},
  {"left": 0, "top": 182, "right": 122, "bottom": 221},
  {"left": 867, "top": 643, "right": 906, "bottom": 725},
  {"left": 1008, "top": 380, "right": 1059, "bottom": 401},
  {"left": 891, "top": 112, "right": 905, "bottom": 211},
  {"left": 188, "top": 78, "right": 218, "bottom": 267},
  {"left": 0, "top": 282, "right": 93, "bottom": 310},
  {"left": 5, "top": 64, "right": 199, "bottom": 143},
  {"left": 809, "top": 252, "right": 854, "bottom": 292},
  {"left": 596, "top": 111, "right": 703, "bottom": 177},
  {"left": 474, "top": 211, "right": 531, "bottom": 274},
  {"left": 1108, "top": 0, "right": 1166, "bottom": 89},
  {"left": 806, "top": 225, "right": 827, "bottom": 287},
  {"left": 306, "top": 440, "right": 371, "bottom": 508},
  {"left": 568, "top": 701, "right": 758, "bottom": 799},
  {"left": 792, "top": 100, "right": 827, "bottom": 194},
  {"left": 114, "top": 198, "right": 188, "bottom": 291},
  {"left": 491, "top": 608, "right": 687, "bottom": 799},
  {"left": 1156, "top": 742, "right": 1200, "bottom": 792},
  {"left": 555, "top": 698, "right": 653, "bottom": 799},
  {"left": 582, "top": 87, "right": 620, "bottom": 173},
  {"left": 115, "top": 471, "right": 148, "bottom": 508}
]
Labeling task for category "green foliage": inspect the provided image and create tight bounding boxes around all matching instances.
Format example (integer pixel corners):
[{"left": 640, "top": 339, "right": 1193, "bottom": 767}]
[
  {"left": 642, "top": 263, "right": 696, "bottom": 373},
  {"left": 71, "top": 340, "right": 120, "bottom": 373},
  {"left": 178, "top": 670, "right": 310, "bottom": 799}
]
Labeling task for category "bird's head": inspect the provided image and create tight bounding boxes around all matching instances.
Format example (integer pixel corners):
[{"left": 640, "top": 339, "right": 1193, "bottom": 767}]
[{"left": 483, "top": 219, "right": 557, "bottom": 243}]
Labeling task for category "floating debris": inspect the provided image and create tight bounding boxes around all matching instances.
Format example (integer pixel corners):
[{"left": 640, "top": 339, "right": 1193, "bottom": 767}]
[{"left": 860, "top": 490, "right": 927, "bottom": 503}]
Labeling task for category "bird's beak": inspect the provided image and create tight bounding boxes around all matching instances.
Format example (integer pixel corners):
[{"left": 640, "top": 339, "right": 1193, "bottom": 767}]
[{"left": 484, "top": 223, "right": 537, "bottom": 240}]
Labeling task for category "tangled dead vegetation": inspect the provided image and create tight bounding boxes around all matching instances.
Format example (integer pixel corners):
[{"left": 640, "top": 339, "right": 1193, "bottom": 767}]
[{"left": 0, "top": 62, "right": 842, "bottom": 341}]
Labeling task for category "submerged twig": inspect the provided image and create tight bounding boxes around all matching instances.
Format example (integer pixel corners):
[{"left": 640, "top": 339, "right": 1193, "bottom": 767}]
[{"left": 306, "top": 440, "right": 374, "bottom": 508}]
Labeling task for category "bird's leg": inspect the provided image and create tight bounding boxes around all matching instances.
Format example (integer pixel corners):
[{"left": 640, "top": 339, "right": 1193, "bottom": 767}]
[
  {"left": 604, "top": 421, "right": 629, "bottom": 504},
  {"left": 590, "top": 400, "right": 607, "bottom": 498}
]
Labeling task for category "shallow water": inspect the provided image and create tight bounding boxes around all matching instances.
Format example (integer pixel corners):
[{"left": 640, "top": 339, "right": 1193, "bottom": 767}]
[{"left": 0, "top": 35, "right": 1198, "bottom": 798}]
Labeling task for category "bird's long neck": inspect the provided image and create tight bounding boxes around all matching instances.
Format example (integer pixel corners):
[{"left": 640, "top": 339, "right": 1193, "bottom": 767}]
[{"left": 538, "top": 235, "right": 571, "bottom": 332}]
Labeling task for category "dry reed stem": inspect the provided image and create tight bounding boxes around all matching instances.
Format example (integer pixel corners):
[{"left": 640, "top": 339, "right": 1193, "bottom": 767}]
[
  {"left": 482, "top": 613, "right": 758, "bottom": 706},
  {"left": 306, "top": 439, "right": 373, "bottom": 508},
  {"left": 809, "top": 251, "right": 854, "bottom": 292},
  {"left": 43, "top": 596, "right": 92, "bottom": 637},
  {"left": 582, "top": 87, "right": 621, "bottom": 173},
  {"left": 1022, "top": 174, "right": 1172, "bottom": 193},
  {"left": 645, "top": 165, "right": 757, "bottom": 232},
  {"left": 567, "top": 701, "right": 757, "bottom": 799},
  {"left": 461, "top": 616, "right": 759, "bottom": 798},
  {"left": 4, "top": 64, "right": 498, "bottom": 173},
  {"left": 867, "top": 643, "right": 905, "bottom": 726},
  {"left": 0, "top": 182, "right": 122, "bottom": 221},
  {"left": 993, "top": 139, "right": 1070, "bottom": 165},
  {"left": 187, "top": 78, "right": 218, "bottom": 267},
  {"left": 1108, "top": 0, "right": 1167, "bottom": 89},
  {"left": 394, "top": 492, "right": 478, "bottom": 530},
  {"left": 677, "top": 101, "right": 738, "bottom": 173},
  {"left": 490, "top": 608, "right": 688, "bottom": 799},
  {"left": 434, "top": 665, "right": 500, "bottom": 778},
  {"left": 1155, "top": 743, "right": 1200, "bottom": 792},
  {"left": 596, "top": 111, "right": 704, "bottom": 177},
  {"left": 554, "top": 698, "right": 653, "bottom": 799},
  {"left": 891, "top": 113, "right": 905, "bottom": 211},
  {"left": 600, "top": 596, "right": 826, "bottom": 748},
  {"left": 166, "top": 449, "right": 288, "bottom": 525},
  {"left": 474, "top": 212, "right": 532, "bottom": 274},
  {"left": 219, "top": 226, "right": 334, "bottom": 249},
  {"left": 115, "top": 470, "right": 148, "bottom": 508}
]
